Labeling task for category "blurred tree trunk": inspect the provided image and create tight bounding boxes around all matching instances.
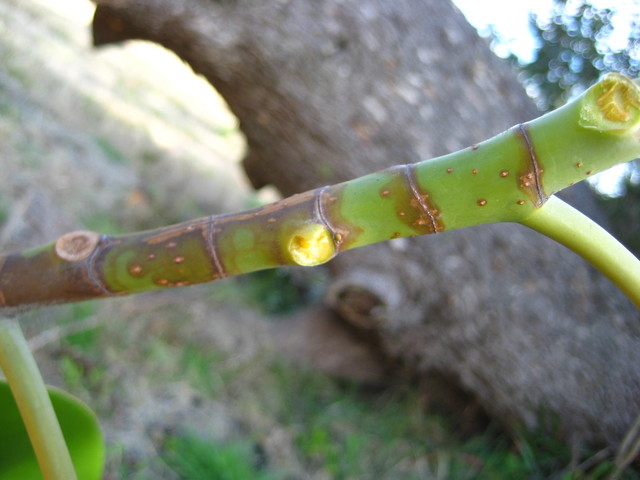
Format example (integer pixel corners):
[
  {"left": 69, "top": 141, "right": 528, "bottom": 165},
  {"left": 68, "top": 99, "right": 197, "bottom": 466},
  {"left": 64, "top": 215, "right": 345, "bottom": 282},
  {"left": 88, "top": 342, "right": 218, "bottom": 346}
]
[{"left": 91, "top": 0, "right": 640, "bottom": 445}]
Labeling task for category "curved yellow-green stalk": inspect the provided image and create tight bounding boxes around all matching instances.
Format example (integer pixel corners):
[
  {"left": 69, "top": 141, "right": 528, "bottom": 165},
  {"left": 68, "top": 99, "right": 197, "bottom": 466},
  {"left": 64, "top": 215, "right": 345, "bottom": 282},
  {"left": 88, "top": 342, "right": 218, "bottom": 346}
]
[
  {"left": 0, "top": 74, "right": 639, "bottom": 310},
  {"left": 0, "top": 318, "right": 78, "bottom": 480},
  {"left": 522, "top": 196, "right": 640, "bottom": 308}
]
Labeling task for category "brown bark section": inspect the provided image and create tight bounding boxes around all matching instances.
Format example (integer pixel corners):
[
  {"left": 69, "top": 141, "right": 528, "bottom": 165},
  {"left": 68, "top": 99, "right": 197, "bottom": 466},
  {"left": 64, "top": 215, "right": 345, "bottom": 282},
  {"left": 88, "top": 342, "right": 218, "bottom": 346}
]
[
  {"left": 90, "top": 0, "right": 640, "bottom": 445},
  {"left": 0, "top": 237, "right": 109, "bottom": 308}
]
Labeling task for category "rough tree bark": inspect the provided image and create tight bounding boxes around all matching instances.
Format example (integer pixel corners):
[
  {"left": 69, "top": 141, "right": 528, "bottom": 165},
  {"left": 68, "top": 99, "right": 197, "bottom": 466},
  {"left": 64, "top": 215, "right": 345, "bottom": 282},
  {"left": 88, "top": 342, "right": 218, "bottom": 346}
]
[{"left": 90, "top": 0, "right": 640, "bottom": 445}]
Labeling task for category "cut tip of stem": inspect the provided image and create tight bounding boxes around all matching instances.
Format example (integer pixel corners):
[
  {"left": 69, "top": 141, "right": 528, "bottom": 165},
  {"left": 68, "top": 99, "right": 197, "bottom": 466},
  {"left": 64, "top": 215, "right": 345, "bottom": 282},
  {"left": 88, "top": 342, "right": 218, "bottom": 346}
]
[
  {"left": 579, "top": 73, "right": 640, "bottom": 133},
  {"left": 55, "top": 231, "right": 100, "bottom": 262},
  {"left": 288, "top": 223, "right": 336, "bottom": 266}
]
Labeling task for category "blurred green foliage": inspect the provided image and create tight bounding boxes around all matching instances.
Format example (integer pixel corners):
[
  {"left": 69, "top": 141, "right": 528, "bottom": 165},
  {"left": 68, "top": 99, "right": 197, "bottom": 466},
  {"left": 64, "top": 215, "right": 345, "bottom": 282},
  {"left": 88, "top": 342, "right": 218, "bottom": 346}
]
[
  {"left": 239, "top": 268, "right": 327, "bottom": 315},
  {"left": 162, "top": 433, "right": 275, "bottom": 480},
  {"left": 0, "top": 201, "right": 7, "bottom": 227},
  {"left": 96, "top": 137, "right": 127, "bottom": 165},
  {"left": 52, "top": 311, "right": 639, "bottom": 479},
  {"left": 509, "top": 0, "right": 639, "bottom": 111}
]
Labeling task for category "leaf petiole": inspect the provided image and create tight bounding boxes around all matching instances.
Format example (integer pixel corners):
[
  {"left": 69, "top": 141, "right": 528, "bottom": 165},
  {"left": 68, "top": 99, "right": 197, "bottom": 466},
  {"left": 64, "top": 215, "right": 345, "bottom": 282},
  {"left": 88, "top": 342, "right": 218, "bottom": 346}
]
[
  {"left": 521, "top": 196, "right": 640, "bottom": 308},
  {"left": 0, "top": 317, "right": 77, "bottom": 480}
]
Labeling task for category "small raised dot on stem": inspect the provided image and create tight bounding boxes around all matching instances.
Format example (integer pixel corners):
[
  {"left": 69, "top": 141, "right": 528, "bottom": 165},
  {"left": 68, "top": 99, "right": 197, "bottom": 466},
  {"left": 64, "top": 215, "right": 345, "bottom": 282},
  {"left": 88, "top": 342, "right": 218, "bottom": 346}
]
[
  {"left": 130, "top": 265, "right": 143, "bottom": 275},
  {"left": 477, "top": 199, "right": 487, "bottom": 206},
  {"left": 500, "top": 170, "right": 509, "bottom": 177}
]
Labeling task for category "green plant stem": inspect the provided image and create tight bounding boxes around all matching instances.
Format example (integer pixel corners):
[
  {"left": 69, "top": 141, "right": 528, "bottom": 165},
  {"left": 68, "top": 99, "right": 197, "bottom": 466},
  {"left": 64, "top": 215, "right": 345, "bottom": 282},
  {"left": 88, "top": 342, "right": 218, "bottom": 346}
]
[
  {"left": 0, "top": 317, "right": 77, "bottom": 480},
  {"left": 521, "top": 196, "right": 640, "bottom": 308},
  {"left": 0, "top": 74, "right": 639, "bottom": 309}
]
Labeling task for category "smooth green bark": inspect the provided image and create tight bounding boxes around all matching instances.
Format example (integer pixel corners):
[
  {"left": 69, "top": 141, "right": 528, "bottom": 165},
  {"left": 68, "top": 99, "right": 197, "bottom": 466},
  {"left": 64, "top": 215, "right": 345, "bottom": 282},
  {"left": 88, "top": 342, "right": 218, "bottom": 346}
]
[{"left": 0, "top": 73, "right": 639, "bottom": 309}]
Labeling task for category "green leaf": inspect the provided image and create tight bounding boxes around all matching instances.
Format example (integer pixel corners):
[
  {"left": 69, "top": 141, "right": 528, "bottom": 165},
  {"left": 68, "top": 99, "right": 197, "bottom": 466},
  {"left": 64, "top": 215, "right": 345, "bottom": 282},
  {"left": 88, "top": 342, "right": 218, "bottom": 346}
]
[{"left": 0, "top": 380, "right": 104, "bottom": 480}]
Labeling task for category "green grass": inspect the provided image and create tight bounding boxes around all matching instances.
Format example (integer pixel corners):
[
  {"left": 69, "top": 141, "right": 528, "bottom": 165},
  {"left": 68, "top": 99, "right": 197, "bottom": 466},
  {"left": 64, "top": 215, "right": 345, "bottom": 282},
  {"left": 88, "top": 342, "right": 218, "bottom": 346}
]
[
  {"left": 17, "top": 296, "right": 640, "bottom": 480},
  {"left": 162, "top": 433, "right": 276, "bottom": 480},
  {"left": 238, "top": 269, "right": 309, "bottom": 315},
  {"left": 5, "top": 60, "right": 33, "bottom": 89},
  {"left": 52, "top": 316, "right": 640, "bottom": 479},
  {"left": 237, "top": 360, "right": 442, "bottom": 478},
  {"left": 235, "top": 359, "right": 640, "bottom": 480},
  {"left": 59, "top": 353, "right": 105, "bottom": 397},
  {"left": 179, "top": 344, "right": 227, "bottom": 396},
  {"left": 236, "top": 267, "right": 328, "bottom": 315},
  {"left": 0, "top": 201, "right": 8, "bottom": 227},
  {"left": 80, "top": 211, "right": 127, "bottom": 236},
  {"left": 95, "top": 137, "right": 127, "bottom": 165},
  {"left": 62, "top": 301, "right": 100, "bottom": 352},
  {"left": 11, "top": 263, "right": 637, "bottom": 479},
  {"left": 0, "top": 90, "right": 18, "bottom": 119}
]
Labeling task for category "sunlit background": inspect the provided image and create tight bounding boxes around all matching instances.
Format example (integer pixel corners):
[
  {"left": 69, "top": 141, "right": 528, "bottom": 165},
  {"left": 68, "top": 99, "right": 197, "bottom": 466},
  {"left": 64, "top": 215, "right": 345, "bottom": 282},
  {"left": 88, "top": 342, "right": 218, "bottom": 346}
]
[
  {"left": 454, "top": 0, "right": 636, "bottom": 61},
  {"left": 454, "top": 0, "right": 640, "bottom": 197}
]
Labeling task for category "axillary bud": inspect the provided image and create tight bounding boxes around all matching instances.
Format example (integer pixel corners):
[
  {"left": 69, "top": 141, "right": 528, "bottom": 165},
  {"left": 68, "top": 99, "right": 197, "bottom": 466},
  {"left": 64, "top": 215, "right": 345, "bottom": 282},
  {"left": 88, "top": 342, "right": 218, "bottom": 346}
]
[{"left": 288, "top": 223, "right": 336, "bottom": 266}]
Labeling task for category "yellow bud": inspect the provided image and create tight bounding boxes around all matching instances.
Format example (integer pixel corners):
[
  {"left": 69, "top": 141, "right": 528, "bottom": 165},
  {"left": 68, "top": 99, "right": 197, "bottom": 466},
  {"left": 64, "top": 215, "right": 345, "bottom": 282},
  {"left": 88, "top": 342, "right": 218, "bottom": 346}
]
[
  {"left": 580, "top": 73, "right": 640, "bottom": 132},
  {"left": 288, "top": 223, "right": 336, "bottom": 266}
]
